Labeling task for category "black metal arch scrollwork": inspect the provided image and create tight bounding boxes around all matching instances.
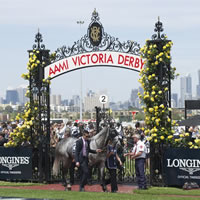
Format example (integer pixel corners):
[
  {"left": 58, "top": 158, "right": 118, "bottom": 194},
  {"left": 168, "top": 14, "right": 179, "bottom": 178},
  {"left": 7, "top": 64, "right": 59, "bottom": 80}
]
[{"left": 51, "top": 9, "right": 141, "bottom": 63}]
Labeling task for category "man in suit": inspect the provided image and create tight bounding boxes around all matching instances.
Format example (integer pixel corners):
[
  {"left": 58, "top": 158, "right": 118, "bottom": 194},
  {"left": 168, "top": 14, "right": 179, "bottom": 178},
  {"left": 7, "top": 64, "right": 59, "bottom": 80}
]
[{"left": 75, "top": 129, "right": 102, "bottom": 191}]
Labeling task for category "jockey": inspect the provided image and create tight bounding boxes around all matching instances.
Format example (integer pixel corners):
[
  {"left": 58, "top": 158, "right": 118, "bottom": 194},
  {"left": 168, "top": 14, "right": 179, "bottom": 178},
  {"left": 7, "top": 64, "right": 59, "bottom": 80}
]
[
  {"left": 115, "top": 122, "right": 124, "bottom": 138},
  {"left": 71, "top": 122, "right": 80, "bottom": 138},
  {"left": 57, "top": 123, "right": 66, "bottom": 141}
]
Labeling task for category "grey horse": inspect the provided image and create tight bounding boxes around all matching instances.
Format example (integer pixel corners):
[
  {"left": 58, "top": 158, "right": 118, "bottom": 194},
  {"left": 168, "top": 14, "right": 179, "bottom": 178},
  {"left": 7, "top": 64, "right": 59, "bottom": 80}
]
[{"left": 53, "top": 126, "right": 118, "bottom": 191}]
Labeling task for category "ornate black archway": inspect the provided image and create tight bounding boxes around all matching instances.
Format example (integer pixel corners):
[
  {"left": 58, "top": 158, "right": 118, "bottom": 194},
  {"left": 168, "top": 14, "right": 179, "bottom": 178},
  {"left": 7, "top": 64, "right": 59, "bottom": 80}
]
[{"left": 28, "top": 10, "right": 172, "bottom": 182}]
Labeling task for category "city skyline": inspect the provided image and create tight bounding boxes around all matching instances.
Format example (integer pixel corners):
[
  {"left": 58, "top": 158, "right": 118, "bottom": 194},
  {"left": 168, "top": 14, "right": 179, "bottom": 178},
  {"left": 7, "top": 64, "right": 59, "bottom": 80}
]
[
  {"left": 0, "top": 0, "right": 200, "bottom": 102},
  {"left": 2, "top": 70, "right": 200, "bottom": 105}
]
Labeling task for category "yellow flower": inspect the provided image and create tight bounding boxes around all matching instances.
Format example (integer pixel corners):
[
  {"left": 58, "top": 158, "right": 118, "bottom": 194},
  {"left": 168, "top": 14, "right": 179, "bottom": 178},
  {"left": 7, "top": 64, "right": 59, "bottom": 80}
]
[
  {"left": 185, "top": 133, "right": 190, "bottom": 137},
  {"left": 155, "top": 119, "right": 160, "bottom": 125},
  {"left": 154, "top": 106, "right": 158, "bottom": 110},
  {"left": 154, "top": 139, "right": 158, "bottom": 143},
  {"left": 159, "top": 104, "right": 164, "bottom": 108},
  {"left": 188, "top": 142, "right": 193, "bottom": 146},
  {"left": 194, "top": 139, "right": 200, "bottom": 144},
  {"left": 168, "top": 135, "right": 173, "bottom": 139},
  {"left": 149, "top": 108, "right": 154, "bottom": 113},
  {"left": 160, "top": 136, "right": 165, "bottom": 140},
  {"left": 179, "top": 134, "right": 184, "bottom": 138},
  {"left": 147, "top": 137, "right": 152, "bottom": 141},
  {"left": 158, "top": 91, "right": 162, "bottom": 94},
  {"left": 151, "top": 97, "right": 154, "bottom": 102},
  {"left": 159, "top": 52, "right": 164, "bottom": 57}
]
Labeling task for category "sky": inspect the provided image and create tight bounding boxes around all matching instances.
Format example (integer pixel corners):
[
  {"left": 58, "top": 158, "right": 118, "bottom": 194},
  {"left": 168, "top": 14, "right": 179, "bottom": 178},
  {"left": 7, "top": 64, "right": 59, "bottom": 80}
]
[{"left": 0, "top": 0, "right": 200, "bottom": 102}]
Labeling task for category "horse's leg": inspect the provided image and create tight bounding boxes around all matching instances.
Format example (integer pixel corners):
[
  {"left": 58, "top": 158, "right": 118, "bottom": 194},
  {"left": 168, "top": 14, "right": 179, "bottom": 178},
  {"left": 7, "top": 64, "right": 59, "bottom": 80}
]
[
  {"left": 62, "top": 162, "right": 67, "bottom": 187},
  {"left": 69, "top": 161, "right": 75, "bottom": 185},
  {"left": 99, "top": 164, "right": 108, "bottom": 192},
  {"left": 62, "top": 159, "right": 72, "bottom": 191}
]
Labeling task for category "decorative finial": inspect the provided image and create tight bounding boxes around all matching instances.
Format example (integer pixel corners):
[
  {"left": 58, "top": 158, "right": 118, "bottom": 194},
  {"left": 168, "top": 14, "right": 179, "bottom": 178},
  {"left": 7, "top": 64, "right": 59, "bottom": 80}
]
[
  {"left": 151, "top": 17, "right": 165, "bottom": 40},
  {"left": 91, "top": 8, "right": 99, "bottom": 21},
  {"left": 33, "top": 29, "right": 45, "bottom": 50}
]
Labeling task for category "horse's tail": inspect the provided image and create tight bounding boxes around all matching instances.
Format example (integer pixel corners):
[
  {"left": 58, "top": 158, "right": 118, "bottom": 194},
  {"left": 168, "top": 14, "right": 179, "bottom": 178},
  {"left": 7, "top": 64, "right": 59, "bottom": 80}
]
[{"left": 53, "top": 150, "right": 61, "bottom": 176}]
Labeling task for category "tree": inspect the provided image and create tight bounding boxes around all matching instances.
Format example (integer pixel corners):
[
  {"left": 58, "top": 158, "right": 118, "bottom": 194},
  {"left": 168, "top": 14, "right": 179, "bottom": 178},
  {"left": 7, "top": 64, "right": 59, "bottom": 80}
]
[
  {"left": 0, "top": 106, "right": 4, "bottom": 112},
  {"left": 135, "top": 112, "right": 145, "bottom": 121},
  {"left": 4, "top": 105, "right": 13, "bottom": 113}
]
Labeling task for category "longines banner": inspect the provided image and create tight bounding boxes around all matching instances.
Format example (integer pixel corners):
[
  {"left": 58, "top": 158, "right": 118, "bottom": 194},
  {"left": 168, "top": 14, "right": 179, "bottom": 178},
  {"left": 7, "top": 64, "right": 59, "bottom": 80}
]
[
  {"left": 0, "top": 147, "right": 32, "bottom": 180},
  {"left": 163, "top": 148, "right": 200, "bottom": 186},
  {"left": 45, "top": 51, "right": 145, "bottom": 79}
]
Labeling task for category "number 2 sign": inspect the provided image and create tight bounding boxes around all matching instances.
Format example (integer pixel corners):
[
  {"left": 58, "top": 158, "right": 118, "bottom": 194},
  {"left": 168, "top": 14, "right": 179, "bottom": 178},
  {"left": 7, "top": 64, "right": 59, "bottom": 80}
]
[{"left": 99, "top": 95, "right": 108, "bottom": 104}]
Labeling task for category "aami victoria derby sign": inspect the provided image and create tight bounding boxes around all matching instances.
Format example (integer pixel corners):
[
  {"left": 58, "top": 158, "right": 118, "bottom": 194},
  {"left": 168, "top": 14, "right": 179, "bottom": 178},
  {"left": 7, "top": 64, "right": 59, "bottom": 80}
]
[
  {"left": 0, "top": 147, "right": 32, "bottom": 180},
  {"left": 45, "top": 51, "right": 145, "bottom": 79},
  {"left": 163, "top": 148, "right": 200, "bottom": 186}
]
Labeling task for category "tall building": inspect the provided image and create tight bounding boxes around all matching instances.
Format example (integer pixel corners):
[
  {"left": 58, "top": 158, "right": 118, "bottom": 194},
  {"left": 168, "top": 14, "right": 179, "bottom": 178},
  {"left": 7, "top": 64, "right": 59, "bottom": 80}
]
[
  {"left": 180, "top": 74, "right": 192, "bottom": 107},
  {"left": 16, "top": 86, "right": 28, "bottom": 105},
  {"left": 197, "top": 85, "right": 200, "bottom": 99},
  {"left": 56, "top": 95, "right": 61, "bottom": 106},
  {"left": 50, "top": 95, "right": 57, "bottom": 105},
  {"left": 72, "top": 95, "right": 80, "bottom": 107},
  {"left": 84, "top": 90, "right": 109, "bottom": 111},
  {"left": 50, "top": 94, "right": 62, "bottom": 106},
  {"left": 130, "top": 89, "right": 138, "bottom": 107},
  {"left": 172, "top": 93, "right": 178, "bottom": 108},
  {"left": 6, "top": 89, "right": 19, "bottom": 104},
  {"left": 196, "top": 69, "right": 200, "bottom": 99}
]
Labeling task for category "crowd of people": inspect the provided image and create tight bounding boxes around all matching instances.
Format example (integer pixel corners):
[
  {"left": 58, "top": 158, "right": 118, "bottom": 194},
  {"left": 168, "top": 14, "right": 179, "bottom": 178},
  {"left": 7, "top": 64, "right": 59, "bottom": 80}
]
[{"left": 0, "top": 121, "right": 19, "bottom": 146}]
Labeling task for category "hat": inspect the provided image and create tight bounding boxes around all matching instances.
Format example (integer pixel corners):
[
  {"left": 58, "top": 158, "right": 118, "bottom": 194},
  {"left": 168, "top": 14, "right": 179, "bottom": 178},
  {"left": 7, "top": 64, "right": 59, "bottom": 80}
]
[{"left": 132, "top": 134, "right": 140, "bottom": 139}]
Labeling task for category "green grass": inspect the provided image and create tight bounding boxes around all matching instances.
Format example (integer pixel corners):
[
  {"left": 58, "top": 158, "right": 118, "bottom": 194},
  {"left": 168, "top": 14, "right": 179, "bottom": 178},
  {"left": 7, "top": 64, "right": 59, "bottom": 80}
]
[
  {"left": 0, "top": 187, "right": 200, "bottom": 200},
  {"left": 0, "top": 181, "right": 43, "bottom": 187},
  {"left": 134, "top": 186, "right": 200, "bottom": 196},
  {"left": 0, "top": 182, "right": 200, "bottom": 200},
  {"left": 0, "top": 188, "right": 199, "bottom": 200}
]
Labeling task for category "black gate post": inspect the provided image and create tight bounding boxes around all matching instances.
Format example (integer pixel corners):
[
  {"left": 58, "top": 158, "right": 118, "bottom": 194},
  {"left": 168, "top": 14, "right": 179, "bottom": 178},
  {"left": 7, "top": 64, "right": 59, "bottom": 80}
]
[
  {"left": 28, "top": 31, "right": 51, "bottom": 182},
  {"left": 95, "top": 106, "right": 101, "bottom": 133},
  {"left": 147, "top": 18, "right": 172, "bottom": 186}
]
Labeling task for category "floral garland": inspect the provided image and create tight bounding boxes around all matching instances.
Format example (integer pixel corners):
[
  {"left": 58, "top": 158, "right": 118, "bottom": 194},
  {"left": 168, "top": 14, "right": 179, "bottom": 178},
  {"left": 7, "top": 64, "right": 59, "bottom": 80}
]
[
  {"left": 138, "top": 38, "right": 194, "bottom": 147},
  {"left": 4, "top": 50, "right": 50, "bottom": 147}
]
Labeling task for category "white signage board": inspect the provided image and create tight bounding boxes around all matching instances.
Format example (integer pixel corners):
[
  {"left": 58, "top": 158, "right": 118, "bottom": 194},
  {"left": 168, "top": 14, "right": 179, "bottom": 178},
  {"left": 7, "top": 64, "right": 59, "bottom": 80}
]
[
  {"left": 44, "top": 51, "right": 144, "bottom": 79},
  {"left": 99, "top": 95, "right": 108, "bottom": 104}
]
